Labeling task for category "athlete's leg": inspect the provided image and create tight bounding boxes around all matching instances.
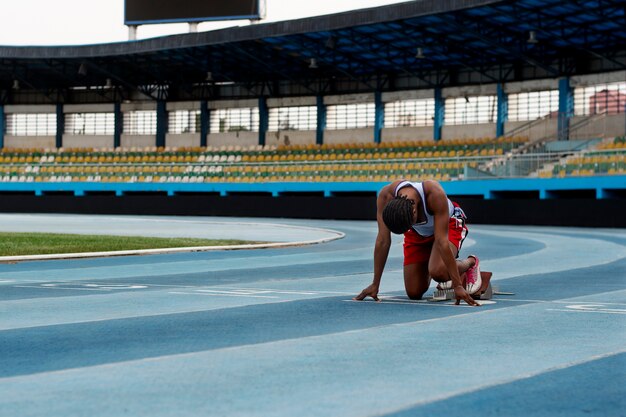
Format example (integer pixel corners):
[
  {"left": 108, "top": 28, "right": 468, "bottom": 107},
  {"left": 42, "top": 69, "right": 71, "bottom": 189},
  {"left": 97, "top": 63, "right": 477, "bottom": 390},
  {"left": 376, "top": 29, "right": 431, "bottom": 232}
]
[
  {"left": 428, "top": 242, "right": 476, "bottom": 283},
  {"left": 402, "top": 230, "right": 433, "bottom": 300},
  {"left": 429, "top": 207, "right": 474, "bottom": 283},
  {"left": 404, "top": 261, "right": 430, "bottom": 300}
]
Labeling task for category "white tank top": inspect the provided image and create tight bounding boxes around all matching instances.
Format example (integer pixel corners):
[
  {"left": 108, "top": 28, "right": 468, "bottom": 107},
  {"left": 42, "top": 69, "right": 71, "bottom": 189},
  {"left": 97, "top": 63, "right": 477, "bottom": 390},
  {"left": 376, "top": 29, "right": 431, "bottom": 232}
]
[{"left": 394, "top": 180, "right": 454, "bottom": 237}]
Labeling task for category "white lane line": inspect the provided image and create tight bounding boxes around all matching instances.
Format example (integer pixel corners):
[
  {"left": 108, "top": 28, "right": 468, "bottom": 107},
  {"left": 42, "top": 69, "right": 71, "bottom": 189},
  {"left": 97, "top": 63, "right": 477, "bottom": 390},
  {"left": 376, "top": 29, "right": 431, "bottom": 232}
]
[
  {"left": 0, "top": 304, "right": 511, "bottom": 381},
  {"left": 342, "top": 299, "right": 495, "bottom": 307},
  {"left": 169, "top": 291, "right": 279, "bottom": 299},
  {"left": 13, "top": 285, "right": 108, "bottom": 292},
  {"left": 496, "top": 298, "right": 626, "bottom": 306},
  {"left": 477, "top": 226, "right": 626, "bottom": 241},
  {"left": 546, "top": 304, "right": 626, "bottom": 315},
  {"left": 167, "top": 287, "right": 353, "bottom": 298},
  {"left": 471, "top": 229, "right": 626, "bottom": 280},
  {"left": 546, "top": 309, "right": 626, "bottom": 315},
  {"left": 13, "top": 283, "right": 148, "bottom": 291},
  {"left": 0, "top": 297, "right": 298, "bottom": 331},
  {"left": 216, "top": 287, "right": 355, "bottom": 296},
  {"left": 0, "top": 263, "right": 380, "bottom": 289},
  {"left": 1, "top": 289, "right": 623, "bottom": 380},
  {"left": 0, "top": 248, "right": 376, "bottom": 282}
]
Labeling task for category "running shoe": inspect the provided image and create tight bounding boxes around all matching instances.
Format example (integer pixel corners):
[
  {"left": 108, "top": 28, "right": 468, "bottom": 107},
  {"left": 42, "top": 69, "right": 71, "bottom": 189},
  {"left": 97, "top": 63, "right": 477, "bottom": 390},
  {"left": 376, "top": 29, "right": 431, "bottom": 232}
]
[
  {"left": 465, "top": 255, "right": 482, "bottom": 294},
  {"left": 436, "top": 280, "right": 453, "bottom": 290}
]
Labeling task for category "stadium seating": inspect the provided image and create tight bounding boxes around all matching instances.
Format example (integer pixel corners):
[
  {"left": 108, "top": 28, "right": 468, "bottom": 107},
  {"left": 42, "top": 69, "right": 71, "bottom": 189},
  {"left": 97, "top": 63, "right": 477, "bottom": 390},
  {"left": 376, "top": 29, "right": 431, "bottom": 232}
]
[
  {"left": 0, "top": 136, "right": 531, "bottom": 184},
  {"left": 541, "top": 137, "right": 626, "bottom": 178}
]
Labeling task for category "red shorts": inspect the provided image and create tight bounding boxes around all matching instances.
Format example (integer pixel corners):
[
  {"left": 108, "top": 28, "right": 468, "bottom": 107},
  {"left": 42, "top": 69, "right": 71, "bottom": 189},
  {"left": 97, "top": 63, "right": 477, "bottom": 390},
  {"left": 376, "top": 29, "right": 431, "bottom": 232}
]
[{"left": 403, "top": 203, "right": 468, "bottom": 266}]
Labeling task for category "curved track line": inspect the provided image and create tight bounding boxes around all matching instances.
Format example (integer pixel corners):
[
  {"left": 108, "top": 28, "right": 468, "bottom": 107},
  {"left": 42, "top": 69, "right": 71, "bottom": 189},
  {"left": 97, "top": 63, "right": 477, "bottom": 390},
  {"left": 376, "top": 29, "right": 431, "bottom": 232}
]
[
  {"left": 473, "top": 229, "right": 626, "bottom": 279},
  {"left": 0, "top": 225, "right": 344, "bottom": 264}
]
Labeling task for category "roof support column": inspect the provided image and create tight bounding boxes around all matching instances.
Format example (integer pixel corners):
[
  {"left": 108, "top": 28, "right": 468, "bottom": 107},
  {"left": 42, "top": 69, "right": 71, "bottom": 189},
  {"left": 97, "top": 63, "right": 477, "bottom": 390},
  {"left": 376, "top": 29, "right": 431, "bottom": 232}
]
[
  {"left": 496, "top": 83, "right": 508, "bottom": 138},
  {"left": 374, "top": 91, "right": 383, "bottom": 144},
  {"left": 316, "top": 95, "right": 326, "bottom": 146},
  {"left": 0, "top": 104, "right": 4, "bottom": 149},
  {"left": 113, "top": 102, "right": 122, "bottom": 149},
  {"left": 258, "top": 97, "right": 268, "bottom": 147},
  {"left": 156, "top": 100, "right": 167, "bottom": 148},
  {"left": 56, "top": 104, "right": 64, "bottom": 149},
  {"left": 200, "top": 100, "right": 209, "bottom": 147},
  {"left": 558, "top": 77, "right": 573, "bottom": 141},
  {"left": 433, "top": 88, "right": 444, "bottom": 142}
]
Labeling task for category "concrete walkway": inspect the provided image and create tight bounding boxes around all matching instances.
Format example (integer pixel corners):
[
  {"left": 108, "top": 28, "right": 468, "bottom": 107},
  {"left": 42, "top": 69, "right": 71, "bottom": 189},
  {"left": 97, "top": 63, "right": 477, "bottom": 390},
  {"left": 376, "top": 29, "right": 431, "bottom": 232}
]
[{"left": 0, "top": 214, "right": 345, "bottom": 261}]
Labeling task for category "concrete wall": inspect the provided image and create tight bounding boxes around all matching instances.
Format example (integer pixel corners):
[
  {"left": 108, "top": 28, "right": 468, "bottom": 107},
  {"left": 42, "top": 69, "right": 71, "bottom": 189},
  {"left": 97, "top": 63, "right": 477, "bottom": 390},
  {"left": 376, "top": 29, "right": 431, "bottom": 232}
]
[
  {"left": 267, "top": 96, "right": 316, "bottom": 107},
  {"left": 571, "top": 70, "right": 626, "bottom": 86},
  {"left": 166, "top": 101, "right": 201, "bottom": 111},
  {"left": 63, "top": 135, "right": 114, "bottom": 149},
  {"left": 208, "top": 131, "right": 258, "bottom": 148},
  {"left": 570, "top": 114, "right": 626, "bottom": 139},
  {"left": 265, "top": 130, "right": 316, "bottom": 147},
  {"left": 5, "top": 105, "right": 57, "bottom": 113},
  {"left": 324, "top": 128, "right": 373, "bottom": 145},
  {"left": 325, "top": 93, "right": 375, "bottom": 105},
  {"left": 3, "top": 136, "right": 56, "bottom": 149},
  {"left": 381, "top": 127, "right": 433, "bottom": 142},
  {"left": 121, "top": 135, "right": 156, "bottom": 148},
  {"left": 504, "top": 118, "right": 558, "bottom": 141},
  {"left": 121, "top": 102, "right": 157, "bottom": 112},
  {"left": 443, "top": 123, "right": 496, "bottom": 140},
  {"left": 64, "top": 104, "right": 114, "bottom": 113},
  {"left": 208, "top": 99, "right": 258, "bottom": 110},
  {"left": 165, "top": 133, "right": 201, "bottom": 148}
]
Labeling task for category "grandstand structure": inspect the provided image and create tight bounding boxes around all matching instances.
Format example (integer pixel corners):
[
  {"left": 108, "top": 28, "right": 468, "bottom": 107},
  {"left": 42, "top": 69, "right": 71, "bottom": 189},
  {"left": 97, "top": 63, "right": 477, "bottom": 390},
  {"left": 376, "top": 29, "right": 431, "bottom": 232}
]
[{"left": 0, "top": 0, "right": 624, "bottom": 226}]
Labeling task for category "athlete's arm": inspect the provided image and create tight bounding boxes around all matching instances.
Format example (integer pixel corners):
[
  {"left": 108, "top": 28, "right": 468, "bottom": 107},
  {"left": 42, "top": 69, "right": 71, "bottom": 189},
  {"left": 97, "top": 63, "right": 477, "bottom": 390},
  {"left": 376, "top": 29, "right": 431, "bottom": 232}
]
[
  {"left": 428, "top": 183, "right": 479, "bottom": 306},
  {"left": 353, "top": 182, "right": 400, "bottom": 301}
]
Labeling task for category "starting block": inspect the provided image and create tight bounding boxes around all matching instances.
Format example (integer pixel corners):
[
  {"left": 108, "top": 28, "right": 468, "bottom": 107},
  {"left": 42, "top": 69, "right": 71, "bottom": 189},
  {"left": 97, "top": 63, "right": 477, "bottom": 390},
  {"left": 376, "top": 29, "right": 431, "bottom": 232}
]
[{"left": 430, "top": 271, "right": 493, "bottom": 301}]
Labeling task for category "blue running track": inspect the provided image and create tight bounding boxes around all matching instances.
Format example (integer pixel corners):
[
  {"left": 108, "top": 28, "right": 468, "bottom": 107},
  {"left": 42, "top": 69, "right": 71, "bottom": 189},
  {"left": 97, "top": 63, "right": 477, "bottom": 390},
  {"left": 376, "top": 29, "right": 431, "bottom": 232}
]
[{"left": 0, "top": 214, "right": 624, "bottom": 417}]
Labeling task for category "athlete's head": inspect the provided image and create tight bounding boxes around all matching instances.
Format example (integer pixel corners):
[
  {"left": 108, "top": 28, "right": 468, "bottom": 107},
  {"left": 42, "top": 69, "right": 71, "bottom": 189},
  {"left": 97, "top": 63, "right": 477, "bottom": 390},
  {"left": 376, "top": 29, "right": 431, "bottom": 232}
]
[{"left": 382, "top": 195, "right": 415, "bottom": 234}]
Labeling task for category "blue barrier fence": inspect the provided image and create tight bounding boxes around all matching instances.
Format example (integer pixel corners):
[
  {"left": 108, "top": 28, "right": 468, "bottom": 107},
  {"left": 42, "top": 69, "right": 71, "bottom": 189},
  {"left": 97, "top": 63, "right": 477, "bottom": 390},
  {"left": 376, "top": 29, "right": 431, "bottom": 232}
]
[{"left": 0, "top": 175, "right": 623, "bottom": 199}]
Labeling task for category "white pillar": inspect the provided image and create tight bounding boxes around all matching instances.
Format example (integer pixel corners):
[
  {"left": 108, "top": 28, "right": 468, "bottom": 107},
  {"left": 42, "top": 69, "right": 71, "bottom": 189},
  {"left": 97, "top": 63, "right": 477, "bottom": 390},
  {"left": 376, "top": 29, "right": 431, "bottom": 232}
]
[{"left": 128, "top": 25, "right": 138, "bottom": 41}]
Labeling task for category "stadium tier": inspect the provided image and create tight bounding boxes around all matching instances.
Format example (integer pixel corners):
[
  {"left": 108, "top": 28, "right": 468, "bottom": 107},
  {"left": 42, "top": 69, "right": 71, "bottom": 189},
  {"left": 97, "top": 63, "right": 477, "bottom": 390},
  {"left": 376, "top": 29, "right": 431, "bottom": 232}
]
[
  {"left": 0, "top": 0, "right": 623, "bottom": 228},
  {"left": 540, "top": 137, "right": 626, "bottom": 178},
  {"left": 0, "top": 137, "right": 529, "bottom": 184}
]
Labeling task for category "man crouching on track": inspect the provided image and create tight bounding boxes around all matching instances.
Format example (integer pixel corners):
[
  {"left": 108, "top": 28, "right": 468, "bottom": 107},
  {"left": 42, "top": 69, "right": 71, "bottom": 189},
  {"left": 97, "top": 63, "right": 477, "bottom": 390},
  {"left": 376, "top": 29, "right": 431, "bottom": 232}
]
[{"left": 354, "top": 179, "right": 482, "bottom": 306}]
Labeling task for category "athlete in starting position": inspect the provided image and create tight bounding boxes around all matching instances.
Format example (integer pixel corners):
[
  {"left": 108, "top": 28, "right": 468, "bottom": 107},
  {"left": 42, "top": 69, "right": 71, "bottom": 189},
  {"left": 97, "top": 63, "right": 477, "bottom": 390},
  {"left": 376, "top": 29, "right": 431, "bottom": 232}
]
[{"left": 354, "top": 179, "right": 482, "bottom": 306}]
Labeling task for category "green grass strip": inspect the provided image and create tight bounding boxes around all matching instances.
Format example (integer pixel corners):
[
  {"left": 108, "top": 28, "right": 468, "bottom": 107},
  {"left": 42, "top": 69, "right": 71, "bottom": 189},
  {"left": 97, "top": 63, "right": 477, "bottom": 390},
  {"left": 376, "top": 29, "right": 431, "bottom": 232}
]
[{"left": 0, "top": 232, "right": 265, "bottom": 256}]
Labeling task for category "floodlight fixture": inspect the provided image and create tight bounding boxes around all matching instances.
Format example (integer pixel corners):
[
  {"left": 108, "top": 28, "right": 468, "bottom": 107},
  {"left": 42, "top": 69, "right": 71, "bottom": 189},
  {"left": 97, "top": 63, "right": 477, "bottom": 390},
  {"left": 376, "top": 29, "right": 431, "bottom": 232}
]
[
  {"left": 78, "top": 63, "right": 88, "bottom": 76},
  {"left": 325, "top": 36, "right": 336, "bottom": 49}
]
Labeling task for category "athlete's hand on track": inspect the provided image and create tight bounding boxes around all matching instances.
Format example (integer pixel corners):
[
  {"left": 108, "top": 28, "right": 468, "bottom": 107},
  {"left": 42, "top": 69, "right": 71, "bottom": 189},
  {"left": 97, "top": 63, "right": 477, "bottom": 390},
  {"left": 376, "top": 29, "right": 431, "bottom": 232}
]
[
  {"left": 353, "top": 284, "right": 380, "bottom": 301},
  {"left": 454, "top": 286, "right": 481, "bottom": 306}
]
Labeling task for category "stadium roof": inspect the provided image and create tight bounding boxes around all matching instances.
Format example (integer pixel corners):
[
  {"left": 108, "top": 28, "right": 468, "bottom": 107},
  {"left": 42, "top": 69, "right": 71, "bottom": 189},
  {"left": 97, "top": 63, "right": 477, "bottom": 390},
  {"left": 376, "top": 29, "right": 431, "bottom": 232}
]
[{"left": 1, "top": 0, "right": 625, "bottom": 102}]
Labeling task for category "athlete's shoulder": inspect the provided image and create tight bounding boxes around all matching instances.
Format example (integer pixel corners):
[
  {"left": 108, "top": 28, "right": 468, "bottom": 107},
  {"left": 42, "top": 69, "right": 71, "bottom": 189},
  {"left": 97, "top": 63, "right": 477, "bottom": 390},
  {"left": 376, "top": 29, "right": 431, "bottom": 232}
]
[
  {"left": 423, "top": 180, "right": 449, "bottom": 210},
  {"left": 423, "top": 179, "right": 445, "bottom": 195},
  {"left": 377, "top": 179, "right": 406, "bottom": 206},
  {"left": 380, "top": 179, "right": 406, "bottom": 196}
]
